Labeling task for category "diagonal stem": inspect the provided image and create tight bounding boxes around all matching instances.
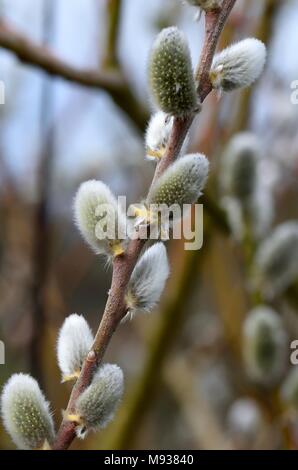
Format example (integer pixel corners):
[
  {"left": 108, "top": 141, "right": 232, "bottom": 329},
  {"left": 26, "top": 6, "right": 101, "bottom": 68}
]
[{"left": 53, "top": 0, "right": 237, "bottom": 450}]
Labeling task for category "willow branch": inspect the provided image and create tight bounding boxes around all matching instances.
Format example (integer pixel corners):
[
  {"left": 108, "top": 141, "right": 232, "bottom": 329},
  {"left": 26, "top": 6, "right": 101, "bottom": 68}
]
[
  {"left": 53, "top": 0, "right": 237, "bottom": 450},
  {"left": 0, "top": 20, "right": 148, "bottom": 130},
  {"left": 102, "top": 0, "right": 122, "bottom": 70},
  {"left": 99, "top": 233, "right": 211, "bottom": 450}
]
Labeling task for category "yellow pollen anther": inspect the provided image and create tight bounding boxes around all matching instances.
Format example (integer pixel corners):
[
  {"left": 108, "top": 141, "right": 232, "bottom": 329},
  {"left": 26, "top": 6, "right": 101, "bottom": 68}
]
[
  {"left": 110, "top": 242, "right": 125, "bottom": 257},
  {"left": 62, "top": 370, "right": 80, "bottom": 383},
  {"left": 63, "top": 412, "right": 83, "bottom": 425},
  {"left": 147, "top": 146, "right": 166, "bottom": 160}
]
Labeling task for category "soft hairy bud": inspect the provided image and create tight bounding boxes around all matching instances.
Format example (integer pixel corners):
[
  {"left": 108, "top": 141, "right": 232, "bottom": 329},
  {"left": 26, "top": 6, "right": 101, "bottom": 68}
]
[
  {"left": 210, "top": 38, "right": 266, "bottom": 92},
  {"left": 124, "top": 243, "right": 170, "bottom": 320},
  {"left": 184, "top": 0, "right": 222, "bottom": 10},
  {"left": 221, "top": 132, "right": 261, "bottom": 205},
  {"left": 148, "top": 27, "right": 199, "bottom": 117},
  {"left": 148, "top": 153, "right": 209, "bottom": 210},
  {"left": 57, "top": 314, "right": 94, "bottom": 382},
  {"left": 1, "top": 374, "right": 55, "bottom": 449},
  {"left": 281, "top": 368, "right": 298, "bottom": 409},
  {"left": 74, "top": 364, "right": 123, "bottom": 438},
  {"left": 243, "top": 306, "right": 287, "bottom": 386},
  {"left": 145, "top": 112, "right": 173, "bottom": 161},
  {"left": 74, "top": 180, "right": 127, "bottom": 258},
  {"left": 255, "top": 222, "right": 298, "bottom": 296}
]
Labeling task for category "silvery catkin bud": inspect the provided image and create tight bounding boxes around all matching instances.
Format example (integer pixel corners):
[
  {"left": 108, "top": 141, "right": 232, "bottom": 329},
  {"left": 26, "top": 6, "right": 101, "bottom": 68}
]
[
  {"left": 1, "top": 374, "right": 55, "bottom": 449},
  {"left": 148, "top": 153, "right": 209, "bottom": 210},
  {"left": 210, "top": 38, "right": 266, "bottom": 92},
  {"left": 221, "top": 132, "right": 261, "bottom": 205},
  {"left": 255, "top": 222, "right": 298, "bottom": 296},
  {"left": 145, "top": 112, "right": 173, "bottom": 161},
  {"left": 281, "top": 368, "right": 298, "bottom": 409},
  {"left": 73, "top": 364, "right": 123, "bottom": 438},
  {"left": 74, "top": 180, "right": 127, "bottom": 258},
  {"left": 184, "top": 0, "right": 222, "bottom": 11},
  {"left": 243, "top": 306, "right": 288, "bottom": 386},
  {"left": 57, "top": 314, "right": 94, "bottom": 382},
  {"left": 124, "top": 242, "right": 170, "bottom": 320},
  {"left": 148, "top": 27, "right": 199, "bottom": 117}
]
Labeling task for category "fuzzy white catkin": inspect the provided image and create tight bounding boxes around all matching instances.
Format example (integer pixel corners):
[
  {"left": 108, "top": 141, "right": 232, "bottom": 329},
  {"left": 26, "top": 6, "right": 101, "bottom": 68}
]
[
  {"left": 145, "top": 112, "right": 173, "bottom": 161},
  {"left": 210, "top": 38, "right": 266, "bottom": 92},
  {"left": 124, "top": 242, "right": 170, "bottom": 319},
  {"left": 75, "top": 364, "right": 123, "bottom": 438},
  {"left": 221, "top": 132, "right": 261, "bottom": 204},
  {"left": 73, "top": 180, "right": 126, "bottom": 257},
  {"left": 145, "top": 111, "right": 190, "bottom": 162},
  {"left": 148, "top": 153, "right": 209, "bottom": 210},
  {"left": 281, "top": 368, "right": 298, "bottom": 409},
  {"left": 148, "top": 27, "right": 199, "bottom": 117},
  {"left": 1, "top": 374, "right": 55, "bottom": 449},
  {"left": 57, "top": 314, "right": 94, "bottom": 382},
  {"left": 255, "top": 221, "right": 298, "bottom": 296},
  {"left": 243, "top": 306, "right": 288, "bottom": 386}
]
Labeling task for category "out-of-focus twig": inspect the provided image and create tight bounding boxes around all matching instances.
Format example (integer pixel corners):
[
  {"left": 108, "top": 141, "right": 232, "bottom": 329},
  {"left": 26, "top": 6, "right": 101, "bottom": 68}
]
[
  {"left": 102, "top": 0, "right": 122, "bottom": 70},
  {"left": 30, "top": 0, "right": 55, "bottom": 387},
  {"left": 164, "top": 357, "right": 233, "bottom": 450},
  {"left": 0, "top": 19, "right": 148, "bottom": 130}
]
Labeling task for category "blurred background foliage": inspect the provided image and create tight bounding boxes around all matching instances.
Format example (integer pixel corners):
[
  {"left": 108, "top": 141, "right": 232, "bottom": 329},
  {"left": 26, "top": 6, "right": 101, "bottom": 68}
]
[{"left": 0, "top": 0, "right": 298, "bottom": 450}]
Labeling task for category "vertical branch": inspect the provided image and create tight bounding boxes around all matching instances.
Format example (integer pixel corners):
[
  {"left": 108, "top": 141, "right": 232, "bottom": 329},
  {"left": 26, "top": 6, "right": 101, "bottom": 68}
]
[
  {"left": 102, "top": 0, "right": 122, "bottom": 70},
  {"left": 30, "top": 0, "right": 56, "bottom": 386}
]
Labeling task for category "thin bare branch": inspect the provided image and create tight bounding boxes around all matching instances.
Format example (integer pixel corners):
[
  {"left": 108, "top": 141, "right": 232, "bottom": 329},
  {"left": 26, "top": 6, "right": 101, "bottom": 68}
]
[
  {"left": 53, "top": 0, "right": 237, "bottom": 450},
  {"left": 0, "top": 20, "right": 148, "bottom": 130}
]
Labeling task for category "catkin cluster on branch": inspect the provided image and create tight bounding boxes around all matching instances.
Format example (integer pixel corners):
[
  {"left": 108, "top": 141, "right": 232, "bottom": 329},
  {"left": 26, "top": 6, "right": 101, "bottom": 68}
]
[{"left": 0, "top": 2, "right": 271, "bottom": 450}]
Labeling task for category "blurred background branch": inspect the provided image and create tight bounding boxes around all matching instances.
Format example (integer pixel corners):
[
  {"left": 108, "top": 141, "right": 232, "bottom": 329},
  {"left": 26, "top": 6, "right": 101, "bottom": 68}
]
[{"left": 1, "top": 0, "right": 298, "bottom": 451}]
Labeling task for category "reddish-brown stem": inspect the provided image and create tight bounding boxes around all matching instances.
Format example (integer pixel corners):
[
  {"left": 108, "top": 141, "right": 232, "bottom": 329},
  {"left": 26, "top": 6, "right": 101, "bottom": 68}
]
[
  {"left": 53, "top": 239, "right": 145, "bottom": 449},
  {"left": 195, "top": 1, "right": 237, "bottom": 100},
  {"left": 53, "top": 0, "right": 237, "bottom": 450}
]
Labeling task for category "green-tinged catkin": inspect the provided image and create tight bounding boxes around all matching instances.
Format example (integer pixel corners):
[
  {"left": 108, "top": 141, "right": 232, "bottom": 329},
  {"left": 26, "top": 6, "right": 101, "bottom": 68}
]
[
  {"left": 73, "top": 364, "right": 124, "bottom": 438},
  {"left": 148, "top": 27, "right": 199, "bottom": 117},
  {"left": 148, "top": 153, "right": 209, "bottom": 209},
  {"left": 243, "top": 306, "right": 288, "bottom": 386},
  {"left": 1, "top": 374, "right": 55, "bottom": 449}
]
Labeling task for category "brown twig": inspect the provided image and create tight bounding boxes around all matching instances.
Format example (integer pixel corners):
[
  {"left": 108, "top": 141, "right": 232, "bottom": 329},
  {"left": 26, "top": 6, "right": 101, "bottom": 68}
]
[
  {"left": 30, "top": 0, "right": 56, "bottom": 389},
  {"left": 0, "top": 20, "right": 121, "bottom": 90},
  {"left": 0, "top": 19, "right": 148, "bottom": 130},
  {"left": 53, "top": 0, "right": 237, "bottom": 450},
  {"left": 102, "top": 0, "right": 122, "bottom": 70}
]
